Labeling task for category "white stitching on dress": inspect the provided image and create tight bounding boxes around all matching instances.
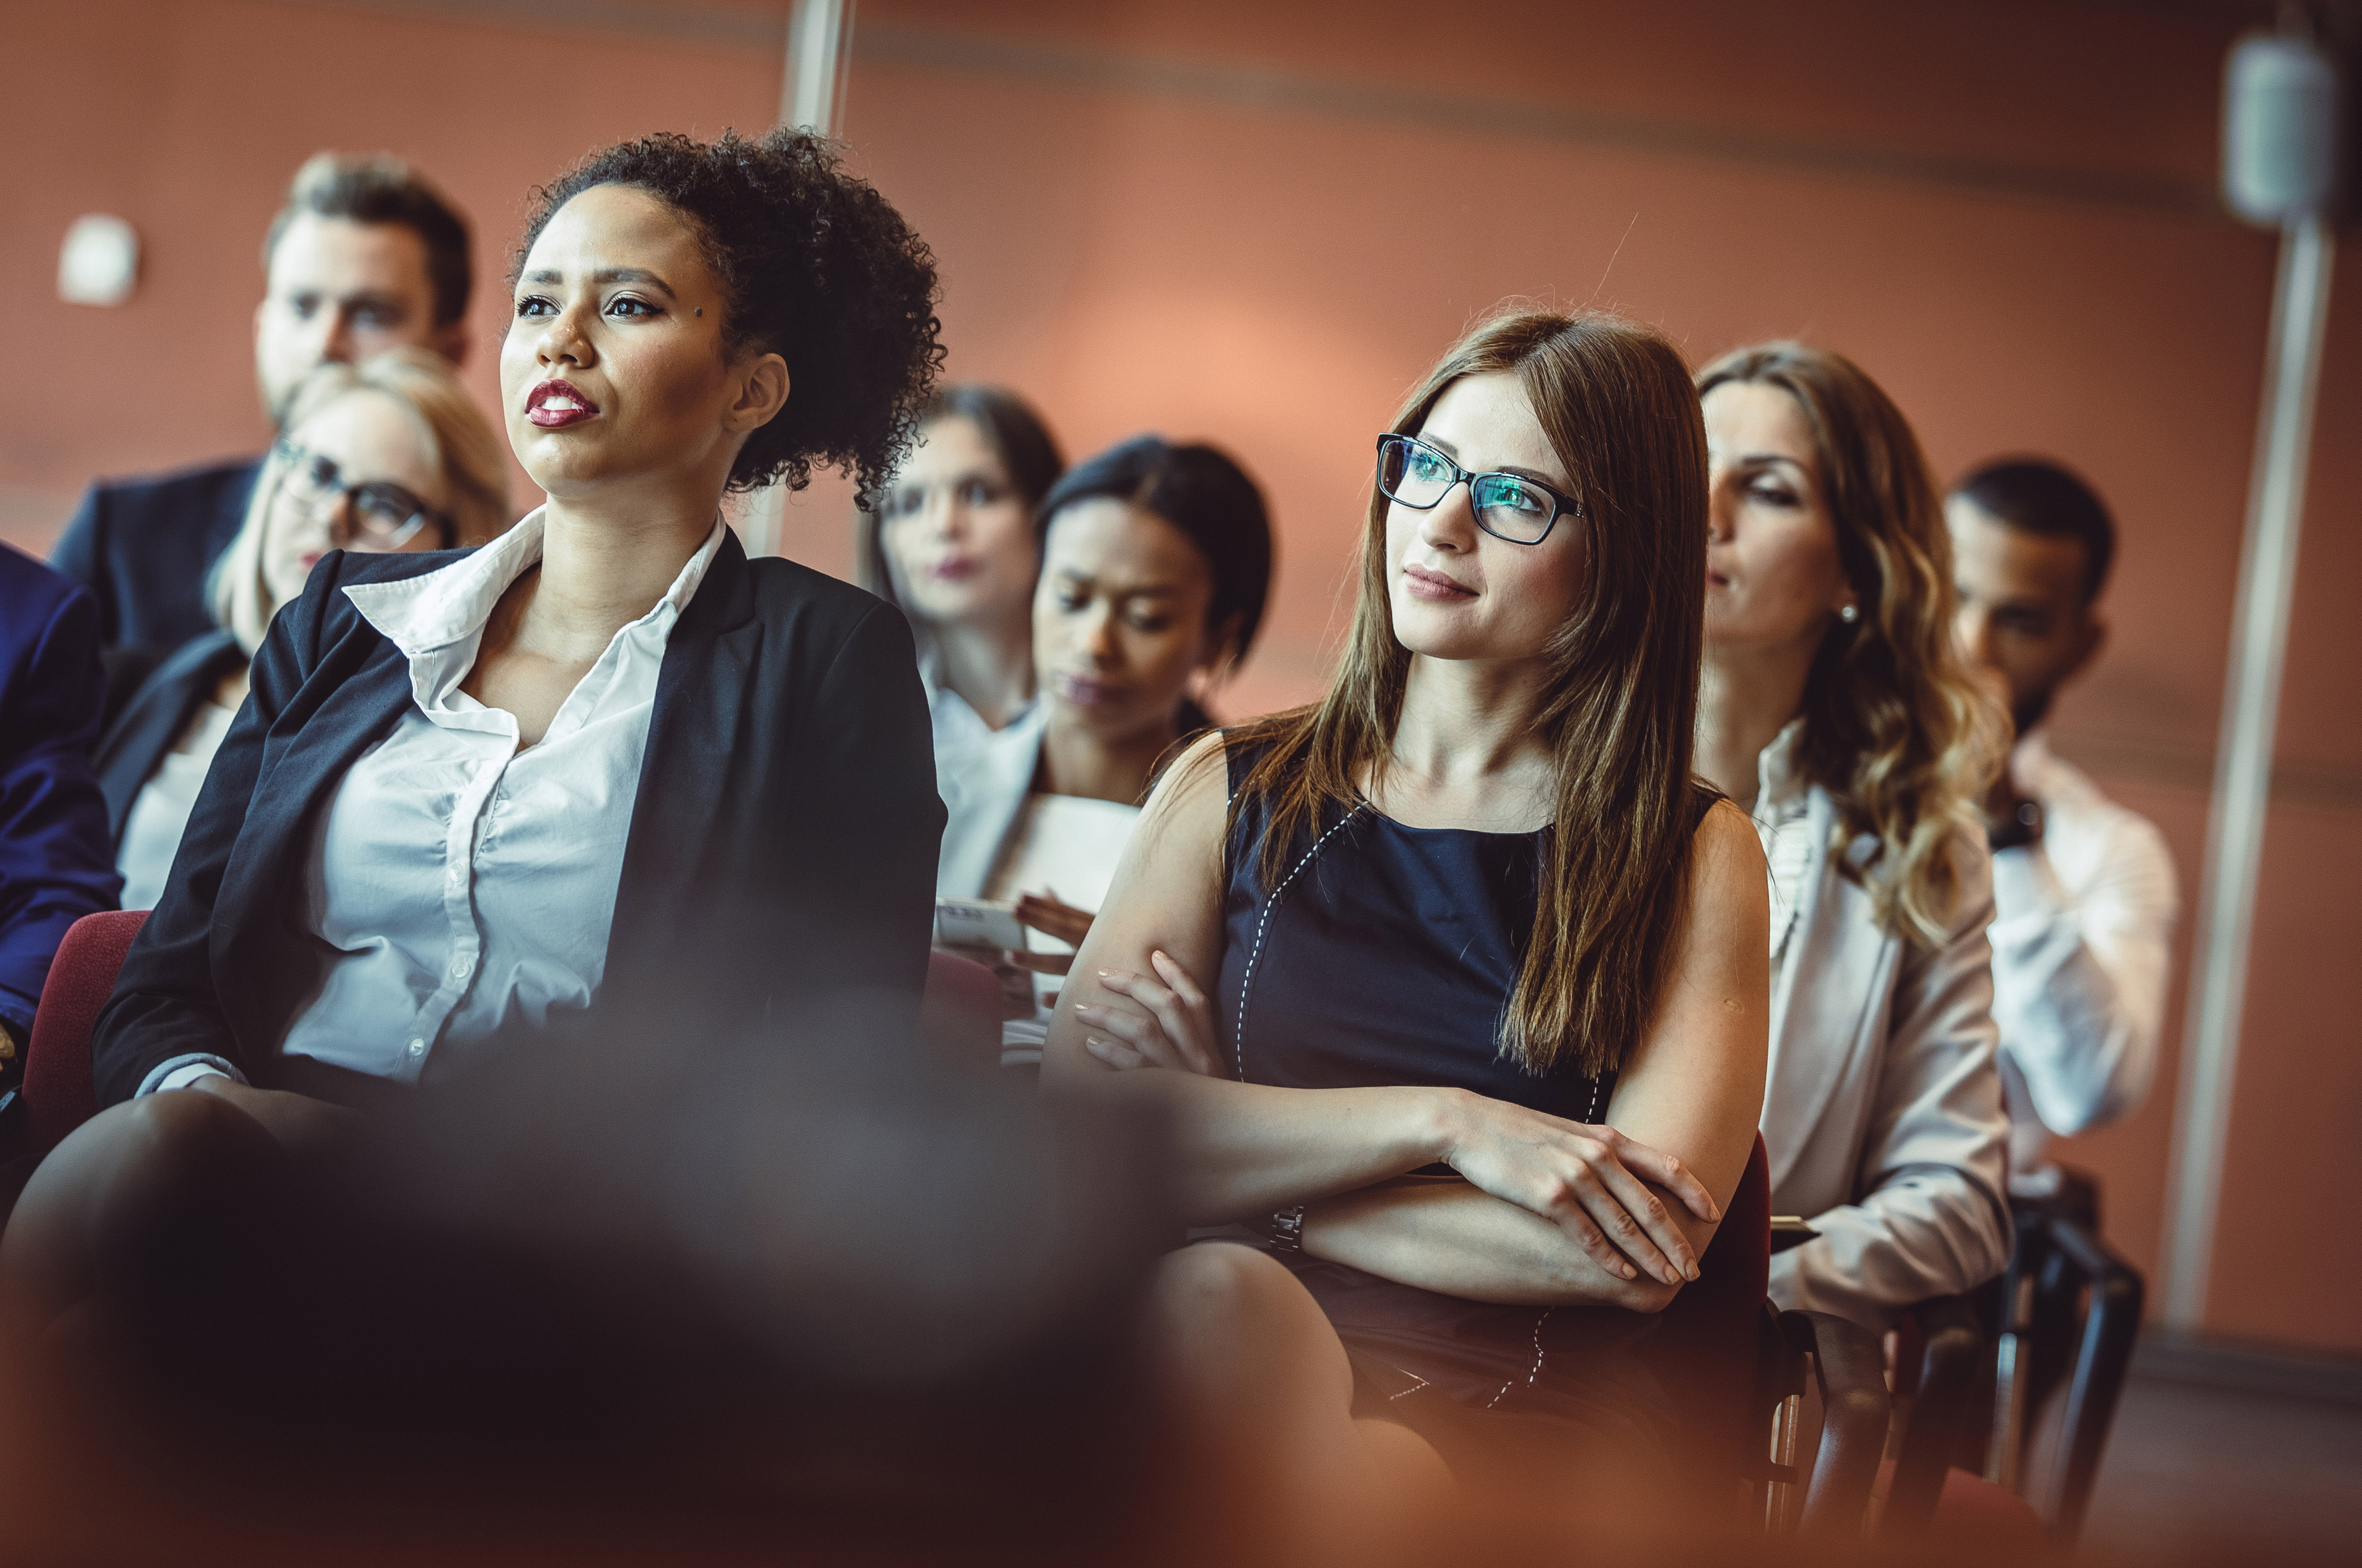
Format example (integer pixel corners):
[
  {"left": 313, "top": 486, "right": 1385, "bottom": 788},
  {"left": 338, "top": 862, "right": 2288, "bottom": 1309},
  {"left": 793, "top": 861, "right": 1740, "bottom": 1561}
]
[
  {"left": 1487, "top": 1306, "right": 1554, "bottom": 1409},
  {"left": 1230, "top": 805, "right": 1363, "bottom": 1082},
  {"left": 1386, "top": 1372, "right": 1431, "bottom": 1402}
]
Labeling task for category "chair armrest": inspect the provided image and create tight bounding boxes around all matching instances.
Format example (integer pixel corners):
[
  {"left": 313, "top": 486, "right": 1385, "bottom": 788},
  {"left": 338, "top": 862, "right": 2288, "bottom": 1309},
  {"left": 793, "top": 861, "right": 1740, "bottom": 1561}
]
[
  {"left": 1779, "top": 1309, "right": 1889, "bottom": 1534},
  {"left": 2041, "top": 1217, "right": 2144, "bottom": 1545},
  {"left": 1886, "top": 1292, "right": 1988, "bottom": 1531}
]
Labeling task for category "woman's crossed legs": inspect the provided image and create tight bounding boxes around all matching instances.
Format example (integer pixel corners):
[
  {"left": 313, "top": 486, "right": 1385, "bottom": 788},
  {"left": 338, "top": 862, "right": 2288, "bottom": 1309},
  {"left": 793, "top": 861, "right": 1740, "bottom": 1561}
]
[{"left": 1142, "top": 1242, "right": 1455, "bottom": 1563}]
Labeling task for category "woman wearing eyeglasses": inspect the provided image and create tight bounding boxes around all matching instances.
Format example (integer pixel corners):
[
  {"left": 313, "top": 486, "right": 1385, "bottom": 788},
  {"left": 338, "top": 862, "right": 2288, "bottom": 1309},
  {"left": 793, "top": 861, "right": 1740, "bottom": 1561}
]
[
  {"left": 1039, "top": 311, "right": 1768, "bottom": 1541},
  {"left": 96, "top": 348, "right": 511, "bottom": 909}
]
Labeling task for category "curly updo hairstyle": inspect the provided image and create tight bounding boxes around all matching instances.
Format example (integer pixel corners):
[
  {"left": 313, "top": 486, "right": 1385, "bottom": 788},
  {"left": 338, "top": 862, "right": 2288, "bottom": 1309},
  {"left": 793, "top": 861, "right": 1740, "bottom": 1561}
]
[{"left": 513, "top": 127, "right": 944, "bottom": 506}]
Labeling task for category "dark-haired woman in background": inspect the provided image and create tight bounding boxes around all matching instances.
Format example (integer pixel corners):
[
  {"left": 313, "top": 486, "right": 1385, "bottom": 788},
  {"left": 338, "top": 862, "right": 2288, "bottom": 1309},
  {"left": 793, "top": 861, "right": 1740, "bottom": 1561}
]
[
  {"left": 860, "top": 385, "right": 1065, "bottom": 758},
  {"left": 958, "top": 437, "right": 1273, "bottom": 1062},
  {"left": 2, "top": 129, "right": 947, "bottom": 1329},
  {"left": 1692, "top": 342, "right": 2010, "bottom": 1331},
  {"left": 1040, "top": 312, "right": 1767, "bottom": 1541}
]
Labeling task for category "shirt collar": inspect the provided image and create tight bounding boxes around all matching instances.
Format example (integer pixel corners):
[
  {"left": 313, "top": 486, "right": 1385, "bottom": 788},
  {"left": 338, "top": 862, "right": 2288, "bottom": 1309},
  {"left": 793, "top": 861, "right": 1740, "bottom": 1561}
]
[
  {"left": 342, "top": 509, "right": 727, "bottom": 712},
  {"left": 1754, "top": 717, "right": 1811, "bottom": 820},
  {"left": 2012, "top": 725, "right": 2055, "bottom": 790}
]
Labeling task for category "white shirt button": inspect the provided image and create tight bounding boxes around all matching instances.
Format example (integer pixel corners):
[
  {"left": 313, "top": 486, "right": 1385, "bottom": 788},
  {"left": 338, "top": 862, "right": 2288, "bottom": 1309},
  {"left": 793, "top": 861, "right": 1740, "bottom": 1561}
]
[
  {"left": 407, "top": 1038, "right": 427, "bottom": 1056},
  {"left": 451, "top": 956, "right": 473, "bottom": 979}
]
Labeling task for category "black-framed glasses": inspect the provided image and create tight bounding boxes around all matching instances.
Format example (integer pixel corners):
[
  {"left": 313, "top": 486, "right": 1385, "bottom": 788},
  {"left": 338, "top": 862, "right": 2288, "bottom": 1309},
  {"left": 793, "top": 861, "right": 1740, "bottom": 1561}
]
[
  {"left": 273, "top": 437, "right": 454, "bottom": 551},
  {"left": 1374, "top": 433, "right": 1582, "bottom": 546}
]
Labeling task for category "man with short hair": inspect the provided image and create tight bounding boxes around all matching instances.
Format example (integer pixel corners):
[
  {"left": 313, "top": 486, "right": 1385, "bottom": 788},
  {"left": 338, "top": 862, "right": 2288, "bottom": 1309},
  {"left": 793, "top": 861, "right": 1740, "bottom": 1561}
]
[
  {"left": 1948, "top": 459, "right": 2180, "bottom": 1173},
  {"left": 52, "top": 153, "right": 472, "bottom": 691}
]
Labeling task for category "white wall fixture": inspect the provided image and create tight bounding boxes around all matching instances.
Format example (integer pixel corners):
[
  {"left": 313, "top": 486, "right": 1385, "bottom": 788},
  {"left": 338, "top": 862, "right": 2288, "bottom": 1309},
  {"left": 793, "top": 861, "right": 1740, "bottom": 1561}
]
[
  {"left": 57, "top": 214, "right": 141, "bottom": 307},
  {"left": 2224, "top": 33, "right": 2342, "bottom": 223}
]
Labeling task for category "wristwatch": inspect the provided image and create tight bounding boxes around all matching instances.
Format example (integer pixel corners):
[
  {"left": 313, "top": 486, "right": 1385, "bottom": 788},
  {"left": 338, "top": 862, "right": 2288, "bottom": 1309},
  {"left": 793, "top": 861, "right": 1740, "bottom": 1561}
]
[{"left": 1268, "top": 1203, "right": 1307, "bottom": 1255}]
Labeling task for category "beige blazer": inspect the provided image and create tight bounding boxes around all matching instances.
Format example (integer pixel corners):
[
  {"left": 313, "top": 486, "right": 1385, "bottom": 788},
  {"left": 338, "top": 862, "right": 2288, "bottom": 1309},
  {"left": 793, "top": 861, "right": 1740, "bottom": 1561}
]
[{"left": 1763, "top": 783, "right": 2012, "bottom": 1330}]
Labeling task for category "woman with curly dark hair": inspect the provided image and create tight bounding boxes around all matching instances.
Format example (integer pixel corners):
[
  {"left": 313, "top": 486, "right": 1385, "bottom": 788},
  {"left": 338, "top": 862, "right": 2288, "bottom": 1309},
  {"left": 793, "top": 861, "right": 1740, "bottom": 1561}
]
[{"left": 3, "top": 129, "right": 949, "bottom": 1328}]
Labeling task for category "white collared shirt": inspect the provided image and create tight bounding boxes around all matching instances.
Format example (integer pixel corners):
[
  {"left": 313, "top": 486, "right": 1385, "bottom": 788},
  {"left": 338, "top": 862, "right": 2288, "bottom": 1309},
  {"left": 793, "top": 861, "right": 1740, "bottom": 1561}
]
[
  {"left": 1988, "top": 730, "right": 2180, "bottom": 1167},
  {"left": 139, "top": 510, "right": 725, "bottom": 1095},
  {"left": 1751, "top": 718, "right": 1817, "bottom": 963}
]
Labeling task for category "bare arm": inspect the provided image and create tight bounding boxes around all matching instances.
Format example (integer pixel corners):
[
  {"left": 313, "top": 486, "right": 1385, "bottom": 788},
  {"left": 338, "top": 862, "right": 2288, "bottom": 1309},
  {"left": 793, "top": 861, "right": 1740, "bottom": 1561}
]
[
  {"left": 1041, "top": 736, "right": 1459, "bottom": 1211},
  {"left": 1043, "top": 739, "right": 1733, "bottom": 1298},
  {"left": 1302, "top": 803, "right": 1770, "bottom": 1310}
]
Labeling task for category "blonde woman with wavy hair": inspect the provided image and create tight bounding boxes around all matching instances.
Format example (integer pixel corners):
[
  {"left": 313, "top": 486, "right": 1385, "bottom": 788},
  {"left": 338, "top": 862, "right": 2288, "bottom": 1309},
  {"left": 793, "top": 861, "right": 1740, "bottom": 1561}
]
[
  {"left": 1693, "top": 341, "right": 2011, "bottom": 1330},
  {"left": 96, "top": 348, "right": 509, "bottom": 909}
]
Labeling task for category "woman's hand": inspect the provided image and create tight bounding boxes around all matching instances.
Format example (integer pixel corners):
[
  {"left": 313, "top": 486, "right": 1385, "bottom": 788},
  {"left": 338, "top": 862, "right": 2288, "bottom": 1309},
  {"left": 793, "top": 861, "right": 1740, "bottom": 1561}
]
[
  {"left": 1076, "top": 950, "right": 1225, "bottom": 1078},
  {"left": 1437, "top": 1095, "right": 1719, "bottom": 1287},
  {"left": 1005, "top": 892, "right": 1097, "bottom": 978}
]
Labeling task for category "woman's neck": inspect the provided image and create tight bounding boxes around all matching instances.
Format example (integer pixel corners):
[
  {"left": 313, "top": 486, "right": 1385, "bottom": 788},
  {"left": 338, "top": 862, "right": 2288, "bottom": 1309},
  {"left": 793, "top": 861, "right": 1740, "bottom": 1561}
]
[
  {"left": 1038, "top": 709, "right": 1177, "bottom": 807},
  {"left": 1365, "top": 656, "right": 1557, "bottom": 832},
  {"left": 526, "top": 492, "right": 716, "bottom": 662},
  {"left": 1390, "top": 655, "right": 1553, "bottom": 785},
  {"left": 932, "top": 615, "right": 1034, "bottom": 732},
  {"left": 1696, "top": 640, "right": 1817, "bottom": 811}
]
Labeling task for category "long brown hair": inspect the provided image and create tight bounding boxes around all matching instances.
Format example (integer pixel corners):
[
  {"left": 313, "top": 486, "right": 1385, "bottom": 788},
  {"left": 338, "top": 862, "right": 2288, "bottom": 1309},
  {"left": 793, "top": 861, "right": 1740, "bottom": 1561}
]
[
  {"left": 1226, "top": 309, "right": 1710, "bottom": 1079},
  {"left": 1696, "top": 342, "right": 2002, "bottom": 947}
]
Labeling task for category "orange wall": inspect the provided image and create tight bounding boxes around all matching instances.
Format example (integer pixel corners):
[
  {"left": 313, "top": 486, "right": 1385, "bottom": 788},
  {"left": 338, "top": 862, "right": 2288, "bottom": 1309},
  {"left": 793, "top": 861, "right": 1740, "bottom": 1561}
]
[{"left": 2, "top": 0, "right": 2354, "bottom": 1352}]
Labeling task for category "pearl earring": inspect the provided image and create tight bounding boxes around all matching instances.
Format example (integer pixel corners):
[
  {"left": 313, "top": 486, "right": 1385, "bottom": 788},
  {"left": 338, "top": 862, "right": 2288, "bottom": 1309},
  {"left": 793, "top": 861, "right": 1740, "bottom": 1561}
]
[{"left": 1839, "top": 603, "right": 1859, "bottom": 624}]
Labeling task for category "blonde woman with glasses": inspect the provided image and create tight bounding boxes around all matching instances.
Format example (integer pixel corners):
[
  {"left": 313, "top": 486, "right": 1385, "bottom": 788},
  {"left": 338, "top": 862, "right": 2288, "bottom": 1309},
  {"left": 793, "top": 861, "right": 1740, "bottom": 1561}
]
[{"left": 96, "top": 347, "right": 510, "bottom": 909}]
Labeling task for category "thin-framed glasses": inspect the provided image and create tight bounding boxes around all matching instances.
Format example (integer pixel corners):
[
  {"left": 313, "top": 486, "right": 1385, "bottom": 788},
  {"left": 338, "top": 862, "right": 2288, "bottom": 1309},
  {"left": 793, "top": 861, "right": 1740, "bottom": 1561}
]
[
  {"left": 1374, "top": 433, "right": 1582, "bottom": 546},
  {"left": 273, "top": 437, "right": 454, "bottom": 551}
]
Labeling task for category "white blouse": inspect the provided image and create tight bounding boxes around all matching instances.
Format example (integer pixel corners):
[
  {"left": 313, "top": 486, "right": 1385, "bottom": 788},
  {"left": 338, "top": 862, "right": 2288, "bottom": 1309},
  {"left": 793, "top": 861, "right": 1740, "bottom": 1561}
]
[
  {"left": 138, "top": 511, "right": 724, "bottom": 1095},
  {"left": 1751, "top": 718, "right": 1816, "bottom": 961},
  {"left": 981, "top": 791, "right": 1141, "bottom": 1065},
  {"left": 115, "top": 700, "right": 239, "bottom": 912}
]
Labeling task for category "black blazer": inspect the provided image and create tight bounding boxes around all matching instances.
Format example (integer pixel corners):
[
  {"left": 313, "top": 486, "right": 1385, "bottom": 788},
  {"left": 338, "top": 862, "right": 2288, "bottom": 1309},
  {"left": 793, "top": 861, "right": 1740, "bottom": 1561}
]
[
  {"left": 51, "top": 457, "right": 259, "bottom": 716},
  {"left": 93, "top": 628, "right": 247, "bottom": 844},
  {"left": 92, "top": 531, "right": 945, "bottom": 1108}
]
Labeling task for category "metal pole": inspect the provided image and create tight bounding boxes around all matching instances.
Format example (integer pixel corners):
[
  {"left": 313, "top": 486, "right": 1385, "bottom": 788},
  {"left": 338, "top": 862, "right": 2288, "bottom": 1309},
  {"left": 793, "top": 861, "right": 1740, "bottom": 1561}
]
[
  {"left": 743, "top": 0, "right": 856, "bottom": 559},
  {"left": 2161, "top": 213, "right": 2335, "bottom": 1331},
  {"left": 781, "top": 0, "right": 855, "bottom": 134}
]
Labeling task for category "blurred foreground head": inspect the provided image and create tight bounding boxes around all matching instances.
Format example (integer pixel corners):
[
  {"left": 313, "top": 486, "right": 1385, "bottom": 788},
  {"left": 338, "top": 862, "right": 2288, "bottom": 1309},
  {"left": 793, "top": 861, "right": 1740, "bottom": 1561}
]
[{"left": 9, "top": 998, "right": 1169, "bottom": 1563}]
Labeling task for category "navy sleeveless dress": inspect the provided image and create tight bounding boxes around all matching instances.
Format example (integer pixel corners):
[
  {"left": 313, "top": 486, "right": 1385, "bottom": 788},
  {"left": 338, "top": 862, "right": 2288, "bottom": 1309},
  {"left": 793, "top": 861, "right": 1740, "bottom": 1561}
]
[{"left": 1212, "top": 735, "right": 1681, "bottom": 1457}]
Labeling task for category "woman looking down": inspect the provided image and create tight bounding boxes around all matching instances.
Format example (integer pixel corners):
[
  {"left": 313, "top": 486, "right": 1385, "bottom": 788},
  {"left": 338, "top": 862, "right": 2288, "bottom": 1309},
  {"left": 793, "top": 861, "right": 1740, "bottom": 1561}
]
[
  {"left": 1039, "top": 311, "right": 1768, "bottom": 1539},
  {"left": 1693, "top": 343, "right": 2011, "bottom": 1329},
  {"left": 955, "top": 436, "right": 1273, "bottom": 1061}
]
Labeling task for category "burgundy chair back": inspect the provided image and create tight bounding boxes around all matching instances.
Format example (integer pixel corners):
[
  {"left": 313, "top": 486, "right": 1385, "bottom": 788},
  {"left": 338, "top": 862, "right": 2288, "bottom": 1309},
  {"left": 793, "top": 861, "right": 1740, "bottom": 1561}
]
[
  {"left": 24, "top": 909, "right": 149, "bottom": 1155},
  {"left": 922, "top": 949, "right": 1003, "bottom": 1061},
  {"left": 1640, "top": 1131, "right": 1773, "bottom": 1472}
]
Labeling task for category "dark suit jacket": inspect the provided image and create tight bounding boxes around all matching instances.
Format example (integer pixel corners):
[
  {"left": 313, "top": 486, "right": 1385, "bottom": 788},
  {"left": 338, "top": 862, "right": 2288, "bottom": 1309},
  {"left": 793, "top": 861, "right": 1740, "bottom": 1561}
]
[
  {"left": 0, "top": 543, "right": 120, "bottom": 1040},
  {"left": 51, "top": 456, "right": 259, "bottom": 672},
  {"left": 92, "top": 531, "right": 945, "bottom": 1107},
  {"left": 94, "top": 629, "right": 247, "bottom": 844}
]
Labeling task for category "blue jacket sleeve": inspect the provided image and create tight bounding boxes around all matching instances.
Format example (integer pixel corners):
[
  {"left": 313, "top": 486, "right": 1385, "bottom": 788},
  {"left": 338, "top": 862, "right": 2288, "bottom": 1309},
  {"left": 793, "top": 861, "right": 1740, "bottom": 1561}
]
[
  {"left": 47, "top": 485, "right": 113, "bottom": 647},
  {"left": 0, "top": 576, "right": 119, "bottom": 1037}
]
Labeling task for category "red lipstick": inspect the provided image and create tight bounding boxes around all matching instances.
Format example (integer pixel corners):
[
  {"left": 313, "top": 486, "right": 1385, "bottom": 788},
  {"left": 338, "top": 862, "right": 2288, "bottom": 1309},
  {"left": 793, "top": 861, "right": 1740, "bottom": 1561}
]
[{"left": 527, "top": 379, "right": 600, "bottom": 429}]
